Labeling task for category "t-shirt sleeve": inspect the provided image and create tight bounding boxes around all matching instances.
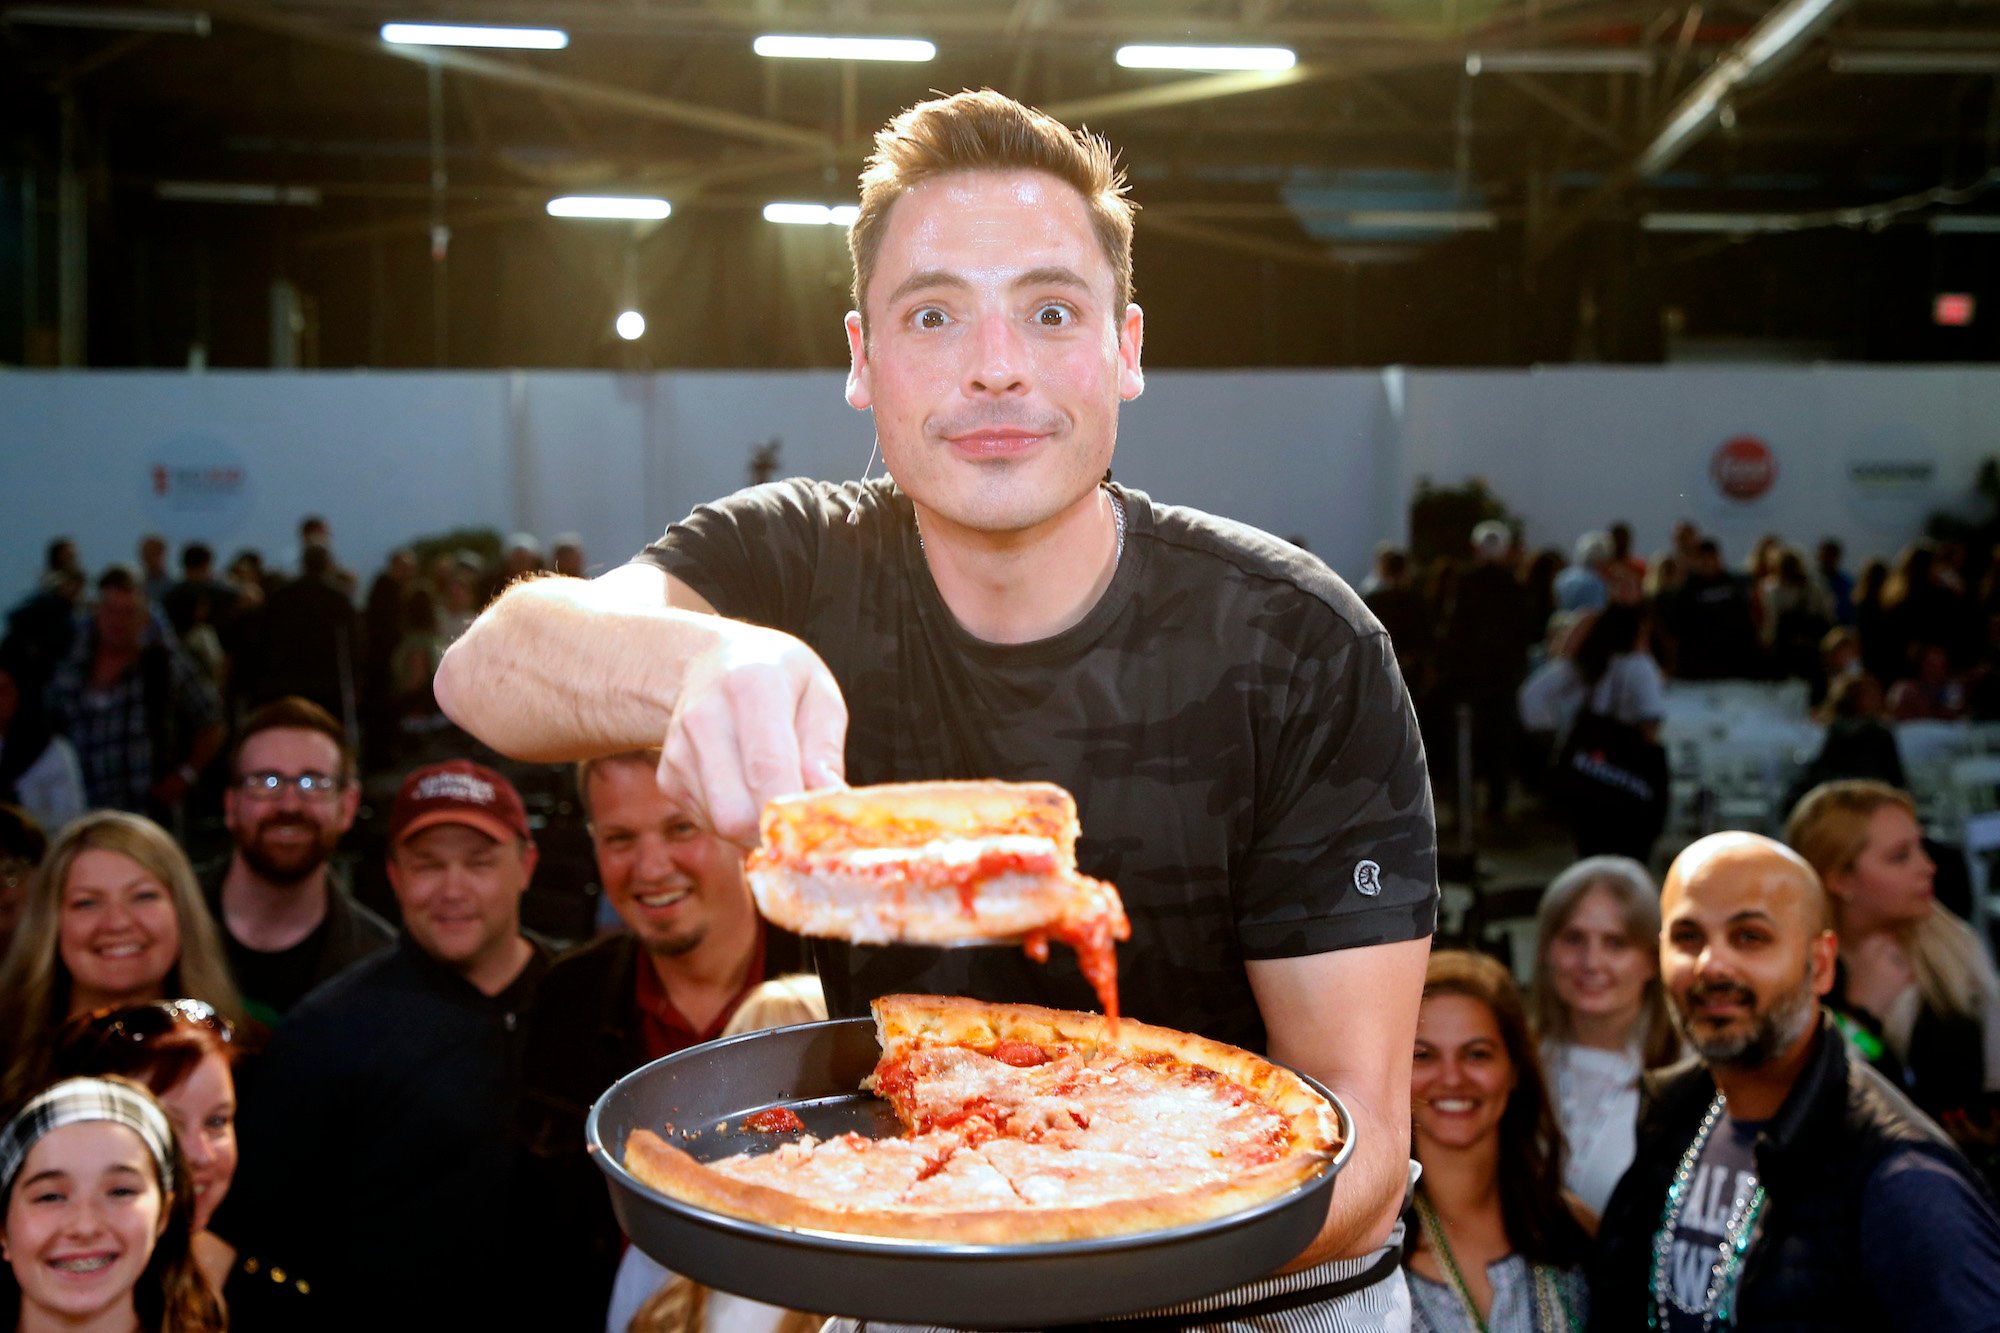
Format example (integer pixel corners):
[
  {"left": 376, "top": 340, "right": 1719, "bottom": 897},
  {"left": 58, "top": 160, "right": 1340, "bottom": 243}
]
[
  {"left": 629, "top": 480, "right": 835, "bottom": 633},
  {"left": 1233, "top": 622, "right": 1438, "bottom": 958},
  {"left": 1616, "top": 653, "right": 1667, "bottom": 724},
  {"left": 1860, "top": 1148, "right": 2000, "bottom": 1332}
]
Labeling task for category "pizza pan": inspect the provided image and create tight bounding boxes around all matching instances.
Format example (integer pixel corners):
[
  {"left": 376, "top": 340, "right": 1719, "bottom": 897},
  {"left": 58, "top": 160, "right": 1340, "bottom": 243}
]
[{"left": 587, "top": 1017, "right": 1354, "bottom": 1329}]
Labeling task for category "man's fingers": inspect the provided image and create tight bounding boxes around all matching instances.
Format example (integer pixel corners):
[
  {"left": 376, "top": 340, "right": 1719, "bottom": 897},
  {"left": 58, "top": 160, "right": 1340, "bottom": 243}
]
[
  {"left": 677, "top": 694, "right": 764, "bottom": 847},
  {"left": 724, "top": 662, "right": 810, "bottom": 821},
  {"left": 795, "top": 668, "right": 849, "bottom": 790}
]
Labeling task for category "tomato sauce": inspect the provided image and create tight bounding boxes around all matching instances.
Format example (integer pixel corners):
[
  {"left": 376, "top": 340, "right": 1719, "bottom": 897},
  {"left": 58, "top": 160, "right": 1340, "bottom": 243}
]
[{"left": 743, "top": 1107, "right": 806, "bottom": 1134}]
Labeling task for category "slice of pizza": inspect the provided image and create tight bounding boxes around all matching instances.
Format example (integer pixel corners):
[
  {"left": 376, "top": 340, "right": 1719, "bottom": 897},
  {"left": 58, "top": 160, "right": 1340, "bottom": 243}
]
[
  {"left": 745, "top": 781, "right": 1130, "bottom": 1017},
  {"left": 620, "top": 994, "right": 1343, "bottom": 1245}
]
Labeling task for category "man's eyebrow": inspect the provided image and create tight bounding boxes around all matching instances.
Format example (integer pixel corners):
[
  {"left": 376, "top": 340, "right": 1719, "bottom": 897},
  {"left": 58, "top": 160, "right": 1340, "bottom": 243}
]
[
  {"left": 1012, "top": 265, "right": 1093, "bottom": 292},
  {"left": 1727, "top": 909, "right": 1778, "bottom": 927},
  {"left": 884, "top": 270, "right": 970, "bottom": 306}
]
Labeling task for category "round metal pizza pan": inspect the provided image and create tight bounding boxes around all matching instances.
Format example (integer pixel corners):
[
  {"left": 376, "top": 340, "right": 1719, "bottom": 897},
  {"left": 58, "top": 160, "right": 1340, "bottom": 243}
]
[{"left": 587, "top": 1016, "right": 1355, "bottom": 1329}]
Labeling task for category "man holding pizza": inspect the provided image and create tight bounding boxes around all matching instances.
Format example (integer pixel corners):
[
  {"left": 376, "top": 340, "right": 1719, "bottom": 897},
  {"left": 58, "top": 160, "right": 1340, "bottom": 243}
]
[{"left": 437, "top": 89, "right": 1436, "bottom": 1327}]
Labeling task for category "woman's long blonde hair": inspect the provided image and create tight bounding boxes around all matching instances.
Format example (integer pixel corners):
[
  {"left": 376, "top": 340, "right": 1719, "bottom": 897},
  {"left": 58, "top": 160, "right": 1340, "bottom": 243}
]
[
  {"left": 0, "top": 812, "right": 245, "bottom": 1114},
  {"left": 1785, "top": 780, "right": 1999, "bottom": 1022},
  {"left": 1529, "top": 856, "right": 1681, "bottom": 1069}
]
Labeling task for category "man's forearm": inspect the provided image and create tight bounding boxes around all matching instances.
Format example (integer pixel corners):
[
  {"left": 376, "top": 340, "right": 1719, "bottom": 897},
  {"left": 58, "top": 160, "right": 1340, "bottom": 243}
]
[
  {"left": 436, "top": 574, "right": 725, "bottom": 762},
  {"left": 1278, "top": 1086, "right": 1410, "bottom": 1270}
]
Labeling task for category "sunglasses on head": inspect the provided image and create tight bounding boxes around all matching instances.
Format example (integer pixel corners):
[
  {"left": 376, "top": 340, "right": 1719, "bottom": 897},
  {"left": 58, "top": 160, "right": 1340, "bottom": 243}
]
[{"left": 61, "top": 999, "right": 235, "bottom": 1061}]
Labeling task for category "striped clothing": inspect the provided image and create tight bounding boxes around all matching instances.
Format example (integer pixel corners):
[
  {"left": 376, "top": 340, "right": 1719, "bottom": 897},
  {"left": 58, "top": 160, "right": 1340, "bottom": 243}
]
[{"left": 830, "top": 1231, "right": 1411, "bottom": 1333}]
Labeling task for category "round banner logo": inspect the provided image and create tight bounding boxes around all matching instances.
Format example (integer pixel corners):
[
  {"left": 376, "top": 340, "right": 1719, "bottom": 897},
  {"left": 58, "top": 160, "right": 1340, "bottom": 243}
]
[
  {"left": 1710, "top": 436, "right": 1776, "bottom": 501},
  {"left": 139, "top": 433, "right": 252, "bottom": 540}
]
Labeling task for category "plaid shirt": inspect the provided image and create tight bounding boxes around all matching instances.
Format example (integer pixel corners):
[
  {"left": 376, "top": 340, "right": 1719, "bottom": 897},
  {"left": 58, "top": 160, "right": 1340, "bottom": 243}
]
[{"left": 46, "top": 626, "right": 222, "bottom": 813}]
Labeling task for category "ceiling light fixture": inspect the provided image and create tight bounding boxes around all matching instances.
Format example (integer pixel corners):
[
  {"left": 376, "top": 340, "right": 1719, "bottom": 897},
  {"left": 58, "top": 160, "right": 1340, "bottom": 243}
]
[
  {"left": 763, "top": 202, "right": 860, "bottom": 226},
  {"left": 752, "top": 35, "right": 935, "bottom": 62},
  {"left": 1464, "top": 49, "right": 1653, "bottom": 75},
  {"left": 1641, "top": 212, "right": 1802, "bottom": 233},
  {"left": 5, "top": 5, "right": 209, "bottom": 34},
  {"left": 381, "top": 23, "right": 568, "bottom": 50},
  {"left": 1114, "top": 44, "right": 1296, "bottom": 72},
  {"left": 157, "top": 181, "right": 321, "bottom": 206},
  {"left": 615, "top": 310, "right": 646, "bottom": 340},
  {"left": 1829, "top": 50, "right": 2000, "bottom": 73},
  {"left": 1930, "top": 215, "right": 2000, "bottom": 233},
  {"left": 547, "top": 196, "right": 672, "bottom": 220}
]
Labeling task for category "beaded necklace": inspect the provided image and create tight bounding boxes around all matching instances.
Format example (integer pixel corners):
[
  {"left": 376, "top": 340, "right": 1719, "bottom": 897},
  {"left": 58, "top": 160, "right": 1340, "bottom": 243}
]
[
  {"left": 1647, "top": 1093, "right": 1767, "bottom": 1331},
  {"left": 1413, "top": 1191, "right": 1582, "bottom": 1333}
]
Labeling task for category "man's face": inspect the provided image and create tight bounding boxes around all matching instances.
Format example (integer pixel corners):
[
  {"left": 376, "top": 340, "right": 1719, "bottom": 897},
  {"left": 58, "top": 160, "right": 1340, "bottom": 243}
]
[
  {"left": 388, "top": 824, "right": 535, "bottom": 977},
  {"left": 138, "top": 538, "right": 166, "bottom": 575},
  {"left": 1660, "top": 842, "right": 1835, "bottom": 1070},
  {"left": 93, "top": 589, "right": 146, "bottom": 654},
  {"left": 224, "top": 728, "right": 358, "bottom": 886},
  {"left": 588, "top": 760, "right": 753, "bottom": 959},
  {"left": 845, "top": 169, "right": 1143, "bottom": 542}
]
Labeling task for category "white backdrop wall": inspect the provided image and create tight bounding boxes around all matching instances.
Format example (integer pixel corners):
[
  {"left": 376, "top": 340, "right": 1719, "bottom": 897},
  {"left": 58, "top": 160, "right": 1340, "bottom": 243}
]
[{"left": 1, "top": 366, "right": 1993, "bottom": 607}]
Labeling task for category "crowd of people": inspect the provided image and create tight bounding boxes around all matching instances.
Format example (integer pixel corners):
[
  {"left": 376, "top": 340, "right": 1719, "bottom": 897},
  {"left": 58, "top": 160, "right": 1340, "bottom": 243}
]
[
  {"left": 3, "top": 519, "right": 1998, "bottom": 1331},
  {"left": 1364, "top": 517, "right": 2000, "bottom": 861}
]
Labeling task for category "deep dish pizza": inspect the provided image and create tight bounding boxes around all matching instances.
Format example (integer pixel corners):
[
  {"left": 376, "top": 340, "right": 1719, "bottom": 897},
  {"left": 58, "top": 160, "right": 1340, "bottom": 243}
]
[
  {"left": 621, "top": 994, "right": 1343, "bottom": 1244},
  {"left": 744, "top": 781, "right": 1131, "bottom": 1016}
]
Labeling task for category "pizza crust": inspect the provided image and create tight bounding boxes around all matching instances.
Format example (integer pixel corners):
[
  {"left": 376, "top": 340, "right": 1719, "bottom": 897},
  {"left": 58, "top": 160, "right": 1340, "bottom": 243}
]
[{"left": 618, "top": 994, "right": 1344, "bottom": 1245}]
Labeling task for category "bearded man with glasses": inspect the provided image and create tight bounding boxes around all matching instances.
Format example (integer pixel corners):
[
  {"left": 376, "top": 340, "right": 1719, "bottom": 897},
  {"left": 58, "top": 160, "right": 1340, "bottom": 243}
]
[{"left": 198, "top": 696, "right": 392, "bottom": 1026}]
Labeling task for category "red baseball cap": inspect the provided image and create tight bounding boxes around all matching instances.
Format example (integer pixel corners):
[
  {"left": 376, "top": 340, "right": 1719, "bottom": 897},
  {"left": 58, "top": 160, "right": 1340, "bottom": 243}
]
[{"left": 387, "top": 760, "right": 532, "bottom": 848}]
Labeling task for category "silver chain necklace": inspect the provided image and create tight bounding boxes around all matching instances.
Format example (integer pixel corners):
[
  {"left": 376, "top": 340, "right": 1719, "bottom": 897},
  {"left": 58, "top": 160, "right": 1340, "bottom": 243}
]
[
  {"left": 1648, "top": 1093, "right": 1767, "bottom": 1331},
  {"left": 916, "top": 485, "right": 1126, "bottom": 562}
]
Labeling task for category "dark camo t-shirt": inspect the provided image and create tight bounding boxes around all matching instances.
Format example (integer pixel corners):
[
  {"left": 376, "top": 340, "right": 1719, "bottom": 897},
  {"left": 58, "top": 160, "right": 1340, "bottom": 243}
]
[{"left": 636, "top": 478, "right": 1437, "bottom": 1053}]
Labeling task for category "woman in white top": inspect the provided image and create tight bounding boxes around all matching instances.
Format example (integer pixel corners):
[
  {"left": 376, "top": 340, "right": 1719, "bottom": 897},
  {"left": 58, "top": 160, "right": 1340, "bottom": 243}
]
[
  {"left": 1517, "top": 603, "right": 1665, "bottom": 738},
  {"left": 1528, "top": 856, "right": 1680, "bottom": 1217},
  {"left": 0, "top": 659, "right": 85, "bottom": 833}
]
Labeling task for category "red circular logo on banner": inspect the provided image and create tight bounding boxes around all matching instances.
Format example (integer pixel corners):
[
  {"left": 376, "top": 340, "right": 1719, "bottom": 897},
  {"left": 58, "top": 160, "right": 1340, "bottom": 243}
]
[{"left": 1710, "top": 436, "right": 1776, "bottom": 500}]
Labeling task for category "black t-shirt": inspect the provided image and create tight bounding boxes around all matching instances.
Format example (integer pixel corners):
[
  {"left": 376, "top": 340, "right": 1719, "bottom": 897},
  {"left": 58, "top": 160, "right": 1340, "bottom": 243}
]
[
  {"left": 636, "top": 478, "right": 1437, "bottom": 1052},
  {"left": 225, "top": 918, "right": 331, "bottom": 1026},
  {"left": 1663, "top": 1113, "right": 1762, "bottom": 1333}
]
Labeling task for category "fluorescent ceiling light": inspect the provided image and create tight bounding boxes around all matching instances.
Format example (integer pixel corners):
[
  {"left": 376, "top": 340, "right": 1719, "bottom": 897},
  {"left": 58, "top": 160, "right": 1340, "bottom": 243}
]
[
  {"left": 1115, "top": 44, "right": 1296, "bottom": 72},
  {"left": 6, "top": 5, "right": 209, "bottom": 34},
  {"left": 1642, "top": 212, "right": 1802, "bottom": 233},
  {"left": 752, "top": 34, "right": 935, "bottom": 61},
  {"left": 381, "top": 23, "right": 568, "bottom": 50},
  {"left": 1930, "top": 215, "right": 2000, "bottom": 234},
  {"left": 1465, "top": 49, "right": 1653, "bottom": 75},
  {"left": 547, "top": 196, "right": 671, "bottom": 220},
  {"left": 763, "top": 202, "right": 859, "bottom": 226},
  {"left": 157, "top": 181, "right": 320, "bottom": 206},
  {"left": 1830, "top": 51, "right": 2000, "bottom": 73},
  {"left": 1348, "top": 210, "right": 1497, "bottom": 231}
]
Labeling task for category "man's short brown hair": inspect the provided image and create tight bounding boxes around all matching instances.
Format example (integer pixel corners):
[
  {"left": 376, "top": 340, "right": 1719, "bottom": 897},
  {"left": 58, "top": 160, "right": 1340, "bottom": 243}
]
[
  {"left": 575, "top": 750, "right": 661, "bottom": 822},
  {"left": 847, "top": 89, "right": 1136, "bottom": 325},
  {"left": 232, "top": 696, "right": 354, "bottom": 779}
]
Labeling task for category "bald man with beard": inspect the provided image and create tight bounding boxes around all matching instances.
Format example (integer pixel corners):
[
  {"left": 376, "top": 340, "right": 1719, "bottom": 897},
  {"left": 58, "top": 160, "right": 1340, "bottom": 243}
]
[{"left": 1588, "top": 832, "right": 2000, "bottom": 1332}]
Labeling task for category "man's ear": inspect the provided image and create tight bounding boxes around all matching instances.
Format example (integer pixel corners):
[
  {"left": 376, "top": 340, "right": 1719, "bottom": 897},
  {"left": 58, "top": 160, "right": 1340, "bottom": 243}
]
[
  {"left": 845, "top": 311, "right": 873, "bottom": 410},
  {"left": 518, "top": 842, "right": 541, "bottom": 894},
  {"left": 1809, "top": 929, "right": 1839, "bottom": 997},
  {"left": 1116, "top": 303, "right": 1144, "bottom": 402}
]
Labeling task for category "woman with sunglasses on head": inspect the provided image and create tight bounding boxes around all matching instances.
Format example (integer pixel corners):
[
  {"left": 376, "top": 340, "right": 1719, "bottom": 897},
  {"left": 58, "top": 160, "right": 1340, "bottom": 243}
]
[
  {"left": 0, "top": 1074, "right": 223, "bottom": 1333},
  {"left": 52, "top": 999, "right": 308, "bottom": 1321},
  {"left": 1405, "top": 950, "right": 1593, "bottom": 1333},
  {"left": 0, "top": 813, "right": 246, "bottom": 1116}
]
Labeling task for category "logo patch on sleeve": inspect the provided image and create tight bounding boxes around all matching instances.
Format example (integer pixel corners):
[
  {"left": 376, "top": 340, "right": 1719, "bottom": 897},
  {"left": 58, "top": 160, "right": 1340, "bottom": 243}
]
[{"left": 1354, "top": 860, "right": 1383, "bottom": 896}]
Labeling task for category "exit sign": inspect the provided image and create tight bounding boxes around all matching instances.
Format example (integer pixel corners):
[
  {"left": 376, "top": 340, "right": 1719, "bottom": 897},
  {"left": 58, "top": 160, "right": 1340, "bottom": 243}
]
[{"left": 1935, "top": 293, "right": 1976, "bottom": 326}]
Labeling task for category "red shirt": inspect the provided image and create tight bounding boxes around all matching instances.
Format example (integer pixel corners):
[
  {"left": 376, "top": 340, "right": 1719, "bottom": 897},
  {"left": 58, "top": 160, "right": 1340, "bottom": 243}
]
[{"left": 632, "top": 924, "right": 769, "bottom": 1062}]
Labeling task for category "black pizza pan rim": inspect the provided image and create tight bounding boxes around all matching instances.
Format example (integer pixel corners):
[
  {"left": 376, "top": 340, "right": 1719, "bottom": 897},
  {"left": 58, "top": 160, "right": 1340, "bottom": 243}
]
[{"left": 587, "top": 1014, "right": 1356, "bottom": 1260}]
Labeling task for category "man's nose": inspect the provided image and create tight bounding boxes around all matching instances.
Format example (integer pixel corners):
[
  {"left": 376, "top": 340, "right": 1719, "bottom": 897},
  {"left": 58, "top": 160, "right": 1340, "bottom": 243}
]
[{"left": 965, "top": 316, "right": 1027, "bottom": 394}]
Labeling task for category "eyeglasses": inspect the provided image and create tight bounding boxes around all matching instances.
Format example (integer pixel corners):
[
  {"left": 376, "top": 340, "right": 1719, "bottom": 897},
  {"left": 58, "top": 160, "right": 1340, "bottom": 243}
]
[
  {"left": 55, "top": 999, "right": 236, "bottom": 1074},
  {"left": 236, "top": 771, "right": 345, "bottom": 800},
  {"left": 0, "top": 858, "right": 31, "bottom": 894}
]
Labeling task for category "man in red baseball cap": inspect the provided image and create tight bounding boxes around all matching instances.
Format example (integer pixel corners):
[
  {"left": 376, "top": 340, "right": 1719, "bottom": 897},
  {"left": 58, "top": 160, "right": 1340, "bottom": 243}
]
[
  {"left": 384, "top": 758, "right": 541, "bottom": 996},
  {"left": 225, "top": 758, "right": 550, "bottom": 1329}
]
